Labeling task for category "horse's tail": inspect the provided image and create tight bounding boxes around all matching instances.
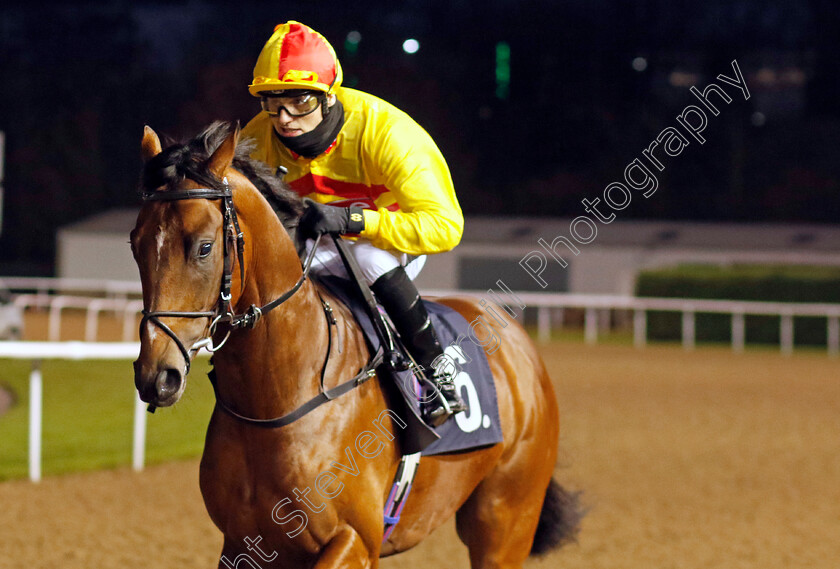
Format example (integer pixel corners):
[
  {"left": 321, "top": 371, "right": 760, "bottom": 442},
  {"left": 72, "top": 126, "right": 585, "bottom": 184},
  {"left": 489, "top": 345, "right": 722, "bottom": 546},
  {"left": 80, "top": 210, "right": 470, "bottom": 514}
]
[{"left": 530, "top": 478, "right": 584, "bottom": 556}]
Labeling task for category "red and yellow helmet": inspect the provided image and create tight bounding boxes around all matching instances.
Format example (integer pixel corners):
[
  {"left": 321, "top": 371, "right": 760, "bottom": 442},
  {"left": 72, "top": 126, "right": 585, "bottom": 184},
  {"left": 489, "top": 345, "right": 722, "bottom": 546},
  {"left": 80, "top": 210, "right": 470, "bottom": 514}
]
[{"left": 249, "top": 21, "right": 343, "bottom": 97}]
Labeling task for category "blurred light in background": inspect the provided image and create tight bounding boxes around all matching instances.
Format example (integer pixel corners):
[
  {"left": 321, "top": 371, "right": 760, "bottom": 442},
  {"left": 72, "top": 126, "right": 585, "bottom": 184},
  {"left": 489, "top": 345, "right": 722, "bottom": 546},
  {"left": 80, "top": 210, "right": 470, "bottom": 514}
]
[
  {"left": 345, "top": 30, "right": 362, "bottom": 55},
  {"left": 669, "top": 70, "right": 699, "bottom": 87},
  {"left": 632, "top": 56, "right": 648, "bottom": 72},
  {"left": 756, "top": 67, "right": 777, "bottom": 87},
  {"left": 495, "top": 41, "right": 511, "bottom": 99},
  {"left": 782, "top": 67, "right": 806, "bottom": 85},
  {"left": 402, "top": 38, "right": 420, "bottom": 54}
]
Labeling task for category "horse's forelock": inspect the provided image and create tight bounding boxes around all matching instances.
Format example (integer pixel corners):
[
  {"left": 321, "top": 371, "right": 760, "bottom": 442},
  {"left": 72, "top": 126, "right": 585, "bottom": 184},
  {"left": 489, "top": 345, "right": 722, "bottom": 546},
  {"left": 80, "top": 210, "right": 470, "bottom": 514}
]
[
  {"left": 137, "top": 121, "right": 303, "bottom": 224},
  {"left": 140, "top": 147, "right": 182, "bottom": 191},
  {"left": 140, "top": 124, "right": 229, "bottom": 193}
]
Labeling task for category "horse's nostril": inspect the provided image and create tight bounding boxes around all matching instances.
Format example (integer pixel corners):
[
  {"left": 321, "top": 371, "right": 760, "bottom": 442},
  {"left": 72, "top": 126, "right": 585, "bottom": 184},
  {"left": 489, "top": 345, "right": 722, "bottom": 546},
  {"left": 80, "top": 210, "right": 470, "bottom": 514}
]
[
  {"left": 134, "top": 360, "right": 156, "bottom": 402},
  {"left": 156, "top": 368, "right": 183, "bottom": 400}
]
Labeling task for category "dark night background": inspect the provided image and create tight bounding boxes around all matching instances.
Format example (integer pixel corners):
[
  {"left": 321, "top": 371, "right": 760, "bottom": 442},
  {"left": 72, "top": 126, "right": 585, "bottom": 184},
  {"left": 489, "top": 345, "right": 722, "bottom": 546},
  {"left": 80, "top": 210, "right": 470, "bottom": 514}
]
[{"left": 0, "top": 0, "right": 838, "bottom": 275}]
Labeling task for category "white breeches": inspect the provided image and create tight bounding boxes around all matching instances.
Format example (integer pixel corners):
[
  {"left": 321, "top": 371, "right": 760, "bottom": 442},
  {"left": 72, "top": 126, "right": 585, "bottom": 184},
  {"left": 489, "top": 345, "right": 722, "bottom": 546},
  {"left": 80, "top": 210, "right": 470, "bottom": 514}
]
[{"left": 305, "top": 238, "right": 426, "bottom": 285}]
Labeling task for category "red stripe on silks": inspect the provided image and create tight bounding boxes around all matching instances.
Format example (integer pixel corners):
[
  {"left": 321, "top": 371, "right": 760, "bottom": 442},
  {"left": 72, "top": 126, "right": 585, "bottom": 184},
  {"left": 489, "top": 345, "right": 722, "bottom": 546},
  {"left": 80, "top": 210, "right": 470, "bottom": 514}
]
[
  {"left": 277, "top": 23, "right": 300, "bottom": 79},
  {"left": 288, "top": 173, "right": 391, "bottom": 201}
]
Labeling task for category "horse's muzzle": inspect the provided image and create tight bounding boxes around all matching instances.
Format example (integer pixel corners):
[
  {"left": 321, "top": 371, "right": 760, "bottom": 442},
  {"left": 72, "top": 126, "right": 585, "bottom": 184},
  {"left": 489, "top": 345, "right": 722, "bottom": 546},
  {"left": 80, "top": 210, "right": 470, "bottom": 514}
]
[{"left": 134, "top": 360, "right": 184, "bottom": 407}]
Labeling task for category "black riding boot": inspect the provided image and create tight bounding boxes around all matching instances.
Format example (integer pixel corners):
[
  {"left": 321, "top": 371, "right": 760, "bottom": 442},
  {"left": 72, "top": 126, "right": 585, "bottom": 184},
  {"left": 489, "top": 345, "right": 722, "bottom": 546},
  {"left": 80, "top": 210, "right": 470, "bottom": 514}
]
[{"left": 371, "top": 266, "right": 468, "bottom": 426}]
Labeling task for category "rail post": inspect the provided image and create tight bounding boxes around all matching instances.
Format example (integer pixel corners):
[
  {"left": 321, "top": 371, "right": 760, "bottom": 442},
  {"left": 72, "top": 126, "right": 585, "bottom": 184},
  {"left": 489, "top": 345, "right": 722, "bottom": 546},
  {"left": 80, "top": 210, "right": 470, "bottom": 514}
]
[
  {"left": 28, "top": 360, "right": 42, "bottom": 483},
  {"left": 584, "top": 307, "right": 598, "bottom": 345},
  {"left": 731, "top": 311, "right": 745, "bottom": 353},
  {"left": 123, "top": 302, "right": 142, "bottom": 342},
  {"left": 682, "top": 309, "right": 695, "bottom": 351},
  {"left": 48, "top": 297, "right": 68, "bottom": 341},
  {"left": 828, "top": 315, "right": 840, "bottom": 358},
  {"left": 780, "top": 312, "right": 794, "bottom": 356},
  {"left": 132, "top": 391, "right": 147, "bottom": 471},
  {"left": 85, "top": 299, "right": 107, "bottom": 342},
  {"left": 633, "top": 309, "right": 646, "bottom": 348},
  {"left": 537, "top": 307, "right": 551, "bottom": 343}
]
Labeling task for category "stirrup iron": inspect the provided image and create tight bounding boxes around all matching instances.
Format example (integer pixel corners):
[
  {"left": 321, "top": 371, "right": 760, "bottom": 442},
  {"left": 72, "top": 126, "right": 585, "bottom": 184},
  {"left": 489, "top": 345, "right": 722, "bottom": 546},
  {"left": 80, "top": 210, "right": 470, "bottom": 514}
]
[{"left": 423, "top": 370, "right": 468, "bottom": 427}]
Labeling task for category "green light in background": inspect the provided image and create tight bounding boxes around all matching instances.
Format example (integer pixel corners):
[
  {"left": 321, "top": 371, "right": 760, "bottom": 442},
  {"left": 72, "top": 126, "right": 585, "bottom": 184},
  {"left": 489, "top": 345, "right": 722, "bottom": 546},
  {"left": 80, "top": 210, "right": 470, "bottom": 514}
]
[
  {"left": 495, "top": 41, "right": 510, "bottom": 99},
  {"left": 345, "top": 30, "right": 361, "bottom": 56}
]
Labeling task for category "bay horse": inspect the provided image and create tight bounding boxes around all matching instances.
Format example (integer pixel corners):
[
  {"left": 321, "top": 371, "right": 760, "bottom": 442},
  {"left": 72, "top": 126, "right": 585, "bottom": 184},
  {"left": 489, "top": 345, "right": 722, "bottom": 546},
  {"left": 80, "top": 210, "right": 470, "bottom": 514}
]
[{"left": 131, "top": 122, "right": 581, "bottom": 568}]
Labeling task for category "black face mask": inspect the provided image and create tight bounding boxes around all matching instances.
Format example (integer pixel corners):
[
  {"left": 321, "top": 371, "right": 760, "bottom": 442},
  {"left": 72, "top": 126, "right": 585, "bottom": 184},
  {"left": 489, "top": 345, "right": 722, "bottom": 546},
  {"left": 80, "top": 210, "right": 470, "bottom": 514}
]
[{"left": 274, "top": 99, "right": 345, "bottom": 158}]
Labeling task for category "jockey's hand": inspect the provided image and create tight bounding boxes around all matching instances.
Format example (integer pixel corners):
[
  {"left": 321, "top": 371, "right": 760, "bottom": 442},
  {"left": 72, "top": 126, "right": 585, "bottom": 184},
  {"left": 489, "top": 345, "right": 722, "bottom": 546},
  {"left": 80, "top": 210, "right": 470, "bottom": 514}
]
[{"left": 299, "top": 198, "right": 365, "bottom": 238}]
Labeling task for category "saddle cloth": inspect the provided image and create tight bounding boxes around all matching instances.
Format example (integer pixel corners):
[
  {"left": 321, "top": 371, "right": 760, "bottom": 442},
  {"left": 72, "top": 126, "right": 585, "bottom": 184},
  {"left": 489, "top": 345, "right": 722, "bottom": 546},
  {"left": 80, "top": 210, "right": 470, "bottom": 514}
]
[{"left": 316, "top": 275, "right": 503, "bottom": 456}]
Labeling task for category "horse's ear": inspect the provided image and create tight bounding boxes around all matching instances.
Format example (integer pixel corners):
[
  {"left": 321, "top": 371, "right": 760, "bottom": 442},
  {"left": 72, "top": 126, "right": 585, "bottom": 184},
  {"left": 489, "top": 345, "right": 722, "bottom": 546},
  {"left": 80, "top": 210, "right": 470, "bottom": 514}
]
[
  {"left": 141, "top": 126, "right": 162, "bottom": 162},
  {"left": 207, "top": 123, "right": 240, "bottom": 178}
]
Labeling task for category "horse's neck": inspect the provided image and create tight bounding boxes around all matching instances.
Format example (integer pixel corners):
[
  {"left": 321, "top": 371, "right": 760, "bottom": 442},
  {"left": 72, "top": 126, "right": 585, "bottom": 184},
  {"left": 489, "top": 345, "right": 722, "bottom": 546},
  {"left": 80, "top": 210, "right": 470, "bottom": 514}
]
[{"left": 211, "top": 182, "right": 327, "bottom": 418}]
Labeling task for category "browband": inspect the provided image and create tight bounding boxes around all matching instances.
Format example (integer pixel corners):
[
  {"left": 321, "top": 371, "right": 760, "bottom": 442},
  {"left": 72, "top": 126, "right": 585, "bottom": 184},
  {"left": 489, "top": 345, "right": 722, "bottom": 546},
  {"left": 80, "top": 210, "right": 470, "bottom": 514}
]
[{"left": 143, "top": 187, "right": 232, "bottom": 202}]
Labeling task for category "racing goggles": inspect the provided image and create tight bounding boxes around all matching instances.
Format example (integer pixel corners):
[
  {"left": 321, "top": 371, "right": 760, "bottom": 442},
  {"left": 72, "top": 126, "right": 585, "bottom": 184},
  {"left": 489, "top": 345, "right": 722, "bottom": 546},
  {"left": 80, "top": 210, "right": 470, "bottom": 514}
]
[{"left": 260, "top": 90, "right": 325, "bottom": 117}]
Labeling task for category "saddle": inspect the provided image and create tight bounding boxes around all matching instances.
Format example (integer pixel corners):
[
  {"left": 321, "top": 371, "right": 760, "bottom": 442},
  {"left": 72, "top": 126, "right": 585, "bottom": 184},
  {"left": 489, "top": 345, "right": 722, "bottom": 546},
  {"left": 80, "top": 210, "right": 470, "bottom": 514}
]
[{"left": 316, "top": 236, "right": 503, "bottom": 457}]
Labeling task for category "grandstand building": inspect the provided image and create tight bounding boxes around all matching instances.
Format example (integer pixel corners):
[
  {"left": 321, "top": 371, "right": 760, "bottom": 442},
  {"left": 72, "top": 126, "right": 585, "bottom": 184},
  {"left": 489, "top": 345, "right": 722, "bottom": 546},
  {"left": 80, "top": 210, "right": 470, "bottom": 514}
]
[{"left": 57, "top": 212, "right": 840, "bottom": 294}]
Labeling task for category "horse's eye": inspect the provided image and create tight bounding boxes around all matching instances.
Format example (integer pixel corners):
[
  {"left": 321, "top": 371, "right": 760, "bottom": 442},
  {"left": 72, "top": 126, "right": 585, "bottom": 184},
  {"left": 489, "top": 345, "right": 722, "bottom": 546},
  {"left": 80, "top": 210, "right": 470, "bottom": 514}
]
[{"left": 198, "top": 242, "right": 213, "bottom": 258}]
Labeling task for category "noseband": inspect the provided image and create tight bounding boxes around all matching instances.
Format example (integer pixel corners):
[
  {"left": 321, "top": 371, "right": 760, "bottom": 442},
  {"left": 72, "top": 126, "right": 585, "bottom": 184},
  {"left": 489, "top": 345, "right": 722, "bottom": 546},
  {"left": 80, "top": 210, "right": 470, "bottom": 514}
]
[{"left": 140, "top": 178, "right": 319, "bottom": 374}]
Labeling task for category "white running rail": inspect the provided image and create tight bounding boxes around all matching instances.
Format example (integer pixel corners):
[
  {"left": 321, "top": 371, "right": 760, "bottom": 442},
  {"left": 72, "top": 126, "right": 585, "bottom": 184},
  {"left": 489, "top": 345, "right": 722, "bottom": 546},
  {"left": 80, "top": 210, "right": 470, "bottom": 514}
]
[
  {"left": 4, "top": 274, "right": 840, "bottom": 353},
  {"left": 424, "top": 289, "right": 840, "bottom": 356},
  {"left": 3, "top": 288, "right": 840, "bottom": 482},
  {"left": 0, "top": 342, "right": 143, "bottom": 482}
]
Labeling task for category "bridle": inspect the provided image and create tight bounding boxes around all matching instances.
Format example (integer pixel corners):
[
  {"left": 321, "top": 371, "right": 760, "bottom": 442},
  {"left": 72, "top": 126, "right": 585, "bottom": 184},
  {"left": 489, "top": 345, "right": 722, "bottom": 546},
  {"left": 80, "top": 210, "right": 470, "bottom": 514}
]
[
  {"left": 139, "top": 178, "right": 320, "bottom": 375},
  {"left": 139, "top": 176, "right": 381, "bottom": 425}
]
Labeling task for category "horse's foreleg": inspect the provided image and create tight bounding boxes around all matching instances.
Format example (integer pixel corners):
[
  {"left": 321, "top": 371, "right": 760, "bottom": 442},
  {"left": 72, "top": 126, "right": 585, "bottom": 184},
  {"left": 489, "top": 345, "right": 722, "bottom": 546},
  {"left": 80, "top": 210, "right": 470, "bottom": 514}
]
[{"left": 312, "top": 527, "right": 378, "bottom": 569}]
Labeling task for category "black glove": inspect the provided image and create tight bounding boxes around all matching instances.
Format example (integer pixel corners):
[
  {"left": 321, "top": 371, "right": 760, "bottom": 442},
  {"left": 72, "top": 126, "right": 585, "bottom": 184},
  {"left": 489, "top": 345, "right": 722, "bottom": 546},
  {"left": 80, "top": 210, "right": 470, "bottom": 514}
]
[{"left": 299, "top": 198, "right": 365, "bottom": 238}]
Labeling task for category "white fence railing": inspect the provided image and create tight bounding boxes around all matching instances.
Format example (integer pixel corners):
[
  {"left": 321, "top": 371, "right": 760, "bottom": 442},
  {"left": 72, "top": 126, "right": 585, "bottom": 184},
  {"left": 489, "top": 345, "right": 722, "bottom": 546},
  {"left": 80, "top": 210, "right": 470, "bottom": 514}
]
[
  {"left": 0, "top": 342, "right": 145, "bottom": 483},
  {"left": 1, "top": 276, "right": 142, "bottom": 297},
  {"left": 4, "top": 288, "right": 840, "bottom": 482},
  {"left": 426, "top": 289, "right": 840, "bottom": 356},
  {"left": 1, "top": 277, "right": 143, "bottom": 341},
  {"left": 4, "top": 276, "right": 840, "bottom": 353},
  {"left": 12, "top": 294, "right": 144, "bottom": 342}
]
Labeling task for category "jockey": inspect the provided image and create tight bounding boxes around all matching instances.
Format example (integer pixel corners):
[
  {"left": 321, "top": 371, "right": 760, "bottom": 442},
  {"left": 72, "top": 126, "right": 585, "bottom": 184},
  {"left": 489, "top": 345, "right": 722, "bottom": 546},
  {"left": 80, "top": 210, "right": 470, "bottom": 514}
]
[{"left": 242, "top": 21, "right": 467, "bottom": 426}]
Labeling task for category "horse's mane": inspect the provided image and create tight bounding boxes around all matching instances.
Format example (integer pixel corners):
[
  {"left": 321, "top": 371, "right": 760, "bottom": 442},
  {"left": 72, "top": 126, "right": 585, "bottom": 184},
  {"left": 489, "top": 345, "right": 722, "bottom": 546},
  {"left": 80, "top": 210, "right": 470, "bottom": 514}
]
[{"left": 140, "top": 121, "right": 304, "bottom": 228}]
